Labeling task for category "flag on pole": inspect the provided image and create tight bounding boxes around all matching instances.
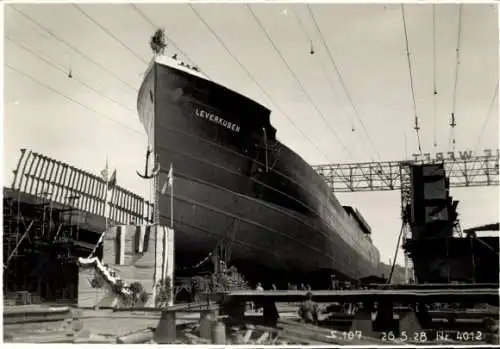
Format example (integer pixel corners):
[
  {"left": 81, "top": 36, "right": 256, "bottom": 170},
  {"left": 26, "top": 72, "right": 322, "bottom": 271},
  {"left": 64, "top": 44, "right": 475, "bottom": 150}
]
[
  {"left": 158, "top": 163, "right": 174, "bottom": 229},
  {"left": 101, "top": 157, "right": 117, "bottom": 228},
  {"left": 160, "top": 163, "right": 174, "bottom": 195},
  {"left": 101, "top": 159, "right": 117, "bottom": 191},
  {"left": 100, "top": 165, "right": 109, "bottom": 183},
  {"left": 108, "top": 169, "right": 117, "bottom": 190}
]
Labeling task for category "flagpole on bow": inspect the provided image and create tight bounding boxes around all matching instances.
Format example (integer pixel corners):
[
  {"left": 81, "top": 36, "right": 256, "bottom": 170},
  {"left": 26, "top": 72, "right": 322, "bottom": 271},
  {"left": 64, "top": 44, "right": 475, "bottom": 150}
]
[
  {"left": 170, "top": 163, "right": 174, "bottom": 229},
  {"left": 160, "top": 162, "right": 175, "bottom": 306},
  {"left": 91, "top": 156, "right": 116, "bottom": 260},
  {"left": 168, "top": 162, "right": 174, "bottom": 306},
  {"left": 101, "top": 156, "right": 117, "bottom": 233}
]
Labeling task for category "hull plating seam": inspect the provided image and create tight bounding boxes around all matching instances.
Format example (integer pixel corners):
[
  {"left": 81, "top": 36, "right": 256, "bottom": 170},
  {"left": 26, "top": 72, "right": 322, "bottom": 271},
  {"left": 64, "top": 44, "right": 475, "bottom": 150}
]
[
  {"left": 160, "top": 169, "right": 356, "bottom": 255},
  {"left": 154, "top": 142, "right": 315, "bottom": 215},
  {"left": 169, "top": 217, "right": 290, "bottom": 268},
  {"left": 155, "top": 123, "right": 324, "bottom": 203},
  {"left": 162, "top": 192, "right": 332, "bottom": 259}
]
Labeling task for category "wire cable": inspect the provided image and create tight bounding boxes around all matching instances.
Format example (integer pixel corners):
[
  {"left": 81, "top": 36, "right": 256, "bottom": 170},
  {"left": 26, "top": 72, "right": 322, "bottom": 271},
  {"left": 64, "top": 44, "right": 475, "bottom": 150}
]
[
  {"left": 473, "top": 82, "right": 499, "bottom": 154},
  {"left": 307, "top": 4, "right": 381, "bottom": 162},
  {"left": 387, "top": 221, "right": 405, "bottom": 284},
  {"left": 400, "top": 4, "right": 422, "bottom": 154},
  {"left": 73, "top": 4, "right": 148, "bottom": 65},
  {"left": 6, "top": 64, "right": 144, "bottom": 137},
  {"left": 290, "top": 7, "right": 356, "bottom": 134},
  {"left": 9, "top": 5, "right": 138, "bottom": 93},
  {"left": 448, "top": 4, "right": 463, "bottom": 152},
  {"left": 290, "top": 6, "right": 316, "bottom": 55},
  {"left": 432, "top": 5, "right": 438, "bottom": 148},
  {"left": 131, "top": 3, "right": 211, "bottom": 80},
  {"left": 6, "top": 36, "right": 137, "bottom": 116},
  {"left": 188, "top": 4, "right": 331, "bottom": 162},
  {"left": 247, "top": 5, "right": 354, "bottom": 160}
]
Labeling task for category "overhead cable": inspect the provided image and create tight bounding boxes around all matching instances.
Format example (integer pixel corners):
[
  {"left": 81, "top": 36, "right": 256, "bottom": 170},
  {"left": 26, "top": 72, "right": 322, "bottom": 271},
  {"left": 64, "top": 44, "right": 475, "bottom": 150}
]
[
  {"left": 9, "top": 6, "right": 138, "bottom": 93},
  {"left": 6, "top": 36, "right": 137, "bottom": 116},
  {"left": 247, "top": 4, "right": 353, "bottom": 160},
  {"left": 290, "top": 6, "right": 357, "bottom": 135},
  {"left": 6, "top": 64, "right": 144, "bottom": 137},
  {"left": 474, "top": 82, "right": 499, "bottom": 154},
  {"left": 307, "top": 4, "right": 382, "bottom": 162},
  {"left": 448, "top": 4, "right": 463, "bottom": 152},
  {"left": 432, "top": 5, "right": 438, "bottom": 148},
  {"left": 73, "top": 4, "right": 148, "bottom": 65},
  {"left": 189, "top": 4, "right": 331, "bottom": 162},
  {"left": 401, "top": 4, "right": 422, "bottom": 154}
]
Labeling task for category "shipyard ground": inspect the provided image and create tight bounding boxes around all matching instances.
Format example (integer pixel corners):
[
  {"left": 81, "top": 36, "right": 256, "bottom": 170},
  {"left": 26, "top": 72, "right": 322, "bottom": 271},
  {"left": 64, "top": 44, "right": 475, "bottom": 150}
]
[
  {"left": 4, "top": 164, "right": 499, "bottom": 345},
  {"left": 4, "top": 301, "right": 499, "bottom": 345}
]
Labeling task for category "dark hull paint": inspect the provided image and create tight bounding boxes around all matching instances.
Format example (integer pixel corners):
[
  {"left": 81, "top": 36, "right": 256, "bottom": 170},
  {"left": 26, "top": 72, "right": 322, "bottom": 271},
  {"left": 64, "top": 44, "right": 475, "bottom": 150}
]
[{"left": 137, "top": 60, "right": 382, "bottom": 285}]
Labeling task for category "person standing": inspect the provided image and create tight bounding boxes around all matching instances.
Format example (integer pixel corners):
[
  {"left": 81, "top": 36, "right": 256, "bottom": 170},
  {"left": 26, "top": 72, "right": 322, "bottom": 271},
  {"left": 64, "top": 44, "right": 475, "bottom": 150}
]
[
  {"left": 298, "top": 292, "right": 319, "bottom": 324},
  {"left": 254, "top": 282, "right": 264, "bottom": 312}
]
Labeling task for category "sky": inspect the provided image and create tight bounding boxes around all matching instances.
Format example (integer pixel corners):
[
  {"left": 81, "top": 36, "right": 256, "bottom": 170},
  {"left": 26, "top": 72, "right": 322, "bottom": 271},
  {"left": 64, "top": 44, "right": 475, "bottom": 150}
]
[{"left": 3, "top": 2, "right": 499, "bottom": 265}]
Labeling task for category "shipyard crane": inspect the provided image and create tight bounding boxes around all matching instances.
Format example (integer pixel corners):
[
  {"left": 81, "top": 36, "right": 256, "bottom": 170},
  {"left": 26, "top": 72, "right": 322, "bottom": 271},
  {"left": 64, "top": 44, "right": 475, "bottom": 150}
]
[{"left": 313, "top": 150, "right": 500, "bottom": 282}]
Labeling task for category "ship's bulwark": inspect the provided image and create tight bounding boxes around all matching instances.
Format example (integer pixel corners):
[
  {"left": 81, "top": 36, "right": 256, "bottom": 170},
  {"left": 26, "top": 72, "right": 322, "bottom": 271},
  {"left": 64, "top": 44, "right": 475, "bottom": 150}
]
[{"left": 137, "top": 58, "right": 382, "bottom": 287}]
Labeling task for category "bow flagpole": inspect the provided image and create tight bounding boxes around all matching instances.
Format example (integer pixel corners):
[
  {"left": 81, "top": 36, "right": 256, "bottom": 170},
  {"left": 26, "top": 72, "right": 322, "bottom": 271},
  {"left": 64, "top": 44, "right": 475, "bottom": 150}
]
[
  {"left": 100, "top": 157, "right": 117, "bottom": 232},
  {"left": 160, "top": 162, "right": 174, "bottom": 306},
  {"left": 169, "top": 164, "right": 174, "bottom": 228},
  {"left": 160, "top": 162, "right": 174, "bottom": 228},
  {"left": 88, "top": 157, "right": 117, "bottom": 260}
]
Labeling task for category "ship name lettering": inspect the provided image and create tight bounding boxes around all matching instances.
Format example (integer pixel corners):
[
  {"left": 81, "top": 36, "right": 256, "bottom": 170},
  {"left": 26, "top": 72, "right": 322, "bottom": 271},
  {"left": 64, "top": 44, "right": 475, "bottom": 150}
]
[
  {"left": 411, "top": 148, "right": 499, "bottom": 162},
  {"left": 195, "top": 108, "right": 240, "bottom": 132}
]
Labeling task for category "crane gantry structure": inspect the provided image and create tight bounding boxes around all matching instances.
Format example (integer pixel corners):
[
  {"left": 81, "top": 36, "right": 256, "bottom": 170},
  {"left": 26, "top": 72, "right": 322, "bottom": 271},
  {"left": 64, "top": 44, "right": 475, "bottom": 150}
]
[
  {"left": 314, "top": 150, "right": 499, "bottom": 282},
  {"left": 313, "top": 151, "right": 499, "bottom": 193},
  {"left": 313, "top": 151, "right": 499, "bottom": 219}
]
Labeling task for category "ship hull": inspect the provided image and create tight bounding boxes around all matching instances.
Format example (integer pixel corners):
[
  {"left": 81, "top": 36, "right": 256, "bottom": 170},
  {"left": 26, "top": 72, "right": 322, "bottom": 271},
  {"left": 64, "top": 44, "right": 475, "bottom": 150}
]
[{"left": 138, "top": 59, "right": 382, "bottom": 287}]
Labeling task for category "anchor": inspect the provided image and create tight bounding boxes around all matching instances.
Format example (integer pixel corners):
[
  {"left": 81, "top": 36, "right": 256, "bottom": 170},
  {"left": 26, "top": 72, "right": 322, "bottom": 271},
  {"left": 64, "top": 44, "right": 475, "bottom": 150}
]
[{"left": 136, "top": 146, "right": 161, "bottom": 179}]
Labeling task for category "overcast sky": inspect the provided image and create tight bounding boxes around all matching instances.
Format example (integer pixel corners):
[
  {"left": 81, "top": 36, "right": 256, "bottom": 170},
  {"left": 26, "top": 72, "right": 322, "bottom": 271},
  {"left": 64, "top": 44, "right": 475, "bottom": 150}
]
[{"left": 3, "top": 2, "right": 499, "bottom": 265}]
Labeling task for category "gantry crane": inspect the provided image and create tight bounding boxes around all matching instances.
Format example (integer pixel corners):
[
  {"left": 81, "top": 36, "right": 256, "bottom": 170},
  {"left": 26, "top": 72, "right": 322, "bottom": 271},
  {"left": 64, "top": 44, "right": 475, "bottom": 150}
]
[{"left": 313, "top": 153, "right": 500, "bottom": 282}]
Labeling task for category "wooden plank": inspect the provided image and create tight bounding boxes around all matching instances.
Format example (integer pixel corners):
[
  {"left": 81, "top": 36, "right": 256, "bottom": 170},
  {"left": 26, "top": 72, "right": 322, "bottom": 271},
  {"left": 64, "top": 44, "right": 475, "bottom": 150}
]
[
  {"left": 215, "top": 288, "right": 499, "bottom": 303},
  {"left": 4, "top": 305, "right": 70, "bottom": 315},
  {"left": 46, "top": 160, "right": 59, "bottom": 199},
  {"left": 184, "top": 332, "right": 211, "bottom": 344},
  {"left": 116, "top": 328, "right": 153, "bottom": 344},
  {"left": 35, "top": 155, "right": 49, "bottom": 196},
  {"left": 16, "top": 150, "right": 33, "bottom": 191},
  {"left": 7, "top": 333, "right": 74, "bottom": 343},
  {"left": 56, "top": 164, "right": 69, "bottom": 203},
  {"left": 113, "top": 302, "right": 218, "bottom": 313},
  {"left": 11, "top": 148, "right": 28, "bottom": 189},
  {"left": 26, "top": 154, "right": 41, "bottom": 194}
]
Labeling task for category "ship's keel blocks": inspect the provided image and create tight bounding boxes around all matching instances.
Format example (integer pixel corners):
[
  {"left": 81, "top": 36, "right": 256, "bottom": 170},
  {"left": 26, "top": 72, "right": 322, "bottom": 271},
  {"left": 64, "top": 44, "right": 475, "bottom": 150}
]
[
  {"left": 211, "top": 321, "right": 226, "bottom": 344},
  {"left": 484, "top": 317, "right": 500, "bottom": 344},
  {"left": 155, "top": 310, "right": 176, "bottom": 343},
  {"left": 221, "top": 299, "right": 246, "bottom": 322},
  {"left": 350, "top": 308, "right": 378, "bottom": 338},
  {"left": 349, "top": 303, "right": 426, "bottom": 341},
  {"left": 199, "top": 310, "right": 217, "bottom": 339},
  {"left": 399, "top": 310, "right": 423, "bottom": 335}
]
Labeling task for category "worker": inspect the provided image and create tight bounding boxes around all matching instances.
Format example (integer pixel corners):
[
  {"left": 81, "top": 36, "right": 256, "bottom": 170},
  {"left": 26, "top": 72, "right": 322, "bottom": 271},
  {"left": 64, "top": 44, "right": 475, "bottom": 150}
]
[
  {"left": 271, "top": 284, "right": 277, "bottom": 291},
  {"left": 298, "top": 291, "right": 319, "bottom": 324},
  {"left": 254, "top": 282, "right": 264, "bottom": 312}
]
